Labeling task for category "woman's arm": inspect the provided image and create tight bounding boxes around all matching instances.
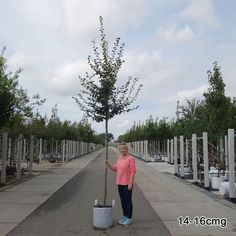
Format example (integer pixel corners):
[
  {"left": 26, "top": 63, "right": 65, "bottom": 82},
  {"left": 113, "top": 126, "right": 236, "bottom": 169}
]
[
  {"left": 129, "top": 173, "right": 135, "bottom": 184},
  {"left": 105, "top": 161, "right": 117, "bottom": 172},
  {"left": 128, "top": 173, "right": 135, "bottom": 190},
  {"left": 128, "top": 157, "right": 136, "bottom": 190}
]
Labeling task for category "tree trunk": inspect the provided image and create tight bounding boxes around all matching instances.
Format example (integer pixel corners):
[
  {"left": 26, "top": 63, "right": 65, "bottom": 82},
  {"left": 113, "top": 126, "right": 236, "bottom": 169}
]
[{"left": 103, "top": 118, "right": 109, "bottom": 206}]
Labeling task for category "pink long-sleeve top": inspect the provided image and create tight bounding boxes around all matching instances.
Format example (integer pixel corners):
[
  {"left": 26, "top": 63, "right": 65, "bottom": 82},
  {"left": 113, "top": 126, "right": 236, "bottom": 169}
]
[{"left": 111, "top": 155, "right": 136, "bottom": 185}]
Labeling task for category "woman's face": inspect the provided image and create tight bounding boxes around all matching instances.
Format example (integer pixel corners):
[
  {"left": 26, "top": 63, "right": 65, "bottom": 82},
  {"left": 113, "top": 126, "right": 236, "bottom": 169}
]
[{"left": 119, "top": 145, "right": 128, "bottom": 156}]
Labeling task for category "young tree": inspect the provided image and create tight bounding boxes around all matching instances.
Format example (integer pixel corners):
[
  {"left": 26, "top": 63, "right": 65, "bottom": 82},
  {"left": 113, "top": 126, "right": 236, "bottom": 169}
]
[
  {"left": 0, "top": 47, "right": 45, "bottom": 130},
  {"left": 176, "top": 99, "right": 206, "bottom": 137},
  {"left": 203, "top": 62, "right": 231, "bottom": 139},
  {"left": 98, "top": 133, "right": 114, "bottom": 143},
  {"left": 0, "top": 47, "right": 19, "bottom": 126},
  {"left": 229, "top": 97, "right": 236, "bottom": 129},
  {"left": 73, "top": 16, "right": 142, "bottom": 205}
]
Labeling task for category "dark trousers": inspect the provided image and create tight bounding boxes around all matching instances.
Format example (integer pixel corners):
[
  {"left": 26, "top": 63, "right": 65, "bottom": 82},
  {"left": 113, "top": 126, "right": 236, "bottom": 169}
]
[{"left": 118, "top": 185, "right": 133, "bottom": 219}]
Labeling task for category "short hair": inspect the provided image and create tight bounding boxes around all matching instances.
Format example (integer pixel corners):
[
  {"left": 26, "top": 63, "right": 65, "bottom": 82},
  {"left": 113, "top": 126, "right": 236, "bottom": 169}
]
[
  {"left": 119, "top": 142, "right": 126, "bottom": 145},
  {"left": 118, "top": 142, "right": 128, "bottom": 150}
]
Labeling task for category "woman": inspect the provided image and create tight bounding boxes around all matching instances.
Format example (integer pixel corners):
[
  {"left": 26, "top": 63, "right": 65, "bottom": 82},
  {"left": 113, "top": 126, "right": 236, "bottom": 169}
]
[{"left": 106, "top": 143, "right": 136, "bottom": 226}]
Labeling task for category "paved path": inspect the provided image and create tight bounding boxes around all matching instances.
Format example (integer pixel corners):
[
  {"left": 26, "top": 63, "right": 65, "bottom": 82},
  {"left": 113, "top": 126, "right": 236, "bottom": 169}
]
[
  {"left": 133, "top": 158, "right": 236, "bottom": 236},
  {"left": 7, "top": 148, "right": 170, "bottom": 236},
  {"left": 0, "top": 149, "right": 103, "bottom": 236}
]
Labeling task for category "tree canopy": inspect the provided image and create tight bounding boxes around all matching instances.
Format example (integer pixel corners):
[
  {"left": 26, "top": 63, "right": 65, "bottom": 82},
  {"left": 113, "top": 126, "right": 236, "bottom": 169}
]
[{"left": 73, "top": 16, "right": 142, "bottom": 123}]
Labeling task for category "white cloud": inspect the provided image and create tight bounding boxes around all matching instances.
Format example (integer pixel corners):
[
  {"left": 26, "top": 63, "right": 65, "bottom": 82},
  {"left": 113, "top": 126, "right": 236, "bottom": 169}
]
[
  {"left": 47, "top": 48, "right": 176, "bottom": 98},
  {"left": 120, "top": 49, "right": 185, "bottom": 91},
  {"left": 121, "top": 50, "right": 162, "bottom": 80},
  {"left": 181, "top": 0, "right": 220, "bottom": 28},
  {"left": 117, "top": 119, "right": 132, "bottom": 133},
  {"left": 8, "top": 52, "right": 32, "bottom": 71},
  {"left": 46, "top": 59, "right": 91, "bottom": 96},
  {"left": 155, "top": 24, "right": 196, "bottom": 43},
  {"left": 61, "top": 0, "right": 149, "bottom": 42},
  {"left": 167, "top": 85, "right": 209, "bottom": 104}
]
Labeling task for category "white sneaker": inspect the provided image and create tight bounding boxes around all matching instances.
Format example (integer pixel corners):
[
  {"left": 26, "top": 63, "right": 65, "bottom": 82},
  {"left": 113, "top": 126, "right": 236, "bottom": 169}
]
[
  {"left": 118, "top": 216, "right": 127, "bottom": 225},
  {"left": 121, "top": 218, "right": 132, "bottom": 226}
]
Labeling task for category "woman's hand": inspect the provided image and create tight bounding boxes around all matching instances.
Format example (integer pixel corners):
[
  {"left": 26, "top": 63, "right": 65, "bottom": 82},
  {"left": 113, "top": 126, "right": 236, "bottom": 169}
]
[
  {"left": 128, "top": 183, "right": 133, "bottom": 190},
  {"left": 105, "top": 160, "right": 109, "bottom": 169}
]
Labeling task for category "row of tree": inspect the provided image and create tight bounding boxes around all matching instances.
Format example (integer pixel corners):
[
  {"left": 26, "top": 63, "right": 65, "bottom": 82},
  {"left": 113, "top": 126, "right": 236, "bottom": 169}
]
[
  {"left": 119, "top": 62, "right": 236, "bottom": 143},
  {"left": 0, "top": 47, "right": 106, "bottom": 144}
]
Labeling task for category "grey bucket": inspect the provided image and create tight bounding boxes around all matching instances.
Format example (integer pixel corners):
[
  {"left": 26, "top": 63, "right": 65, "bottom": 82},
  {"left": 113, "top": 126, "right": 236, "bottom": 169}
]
[{"left": 93, "top": 206, "right": 113, "bottom": 229}]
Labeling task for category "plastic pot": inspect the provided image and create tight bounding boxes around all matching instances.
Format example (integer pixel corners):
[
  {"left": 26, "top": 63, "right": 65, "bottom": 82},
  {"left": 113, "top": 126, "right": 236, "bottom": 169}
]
[
  {"left": 211, "top": 176, "right": 226, "bottom": 190},
  {"left": 93, "top": 205, "right": 113, "bottom": 229},
  {"left": 219, "top": 182, "right": 236, "bottom": 196}
]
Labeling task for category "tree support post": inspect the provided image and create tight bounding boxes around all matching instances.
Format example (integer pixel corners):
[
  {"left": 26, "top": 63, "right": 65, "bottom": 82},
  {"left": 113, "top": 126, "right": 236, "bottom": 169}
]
[
  {"left": 70, "top": 141, "right": 73, "bottom": 160},
  {"left": 66, "top": 140, "right": 69, "bottom": 162},
  {"left": 39, "top": 138, "right": 42, "bottom": 163},
  {"left": 8, "top": 138, "right": 11, "bottom": 160},
  {"left": 62, "top": 140, "right": 65, "bottom": 162},
  {"left": 174, "top": 137, "right": 178, "bottom": 175},
  {"left": 81, "top": 141, "right": 83, "bottom": 155},
  {"left": 74, "top": 141, "right": 76, "bottom": 157},
  {"left": 192, "top": 134, "right": 198, "bottom": 183},
  {"left": 220, "top": 137, "right": 224, "bottom": 163},
  {"left": 78, "top": 141, "right": 81, "bottom": 156},
  {"left": 77, "top": 141, "right": 79, "bottom": 156},
  {"left": 137, "top": 141, "right": 140, "bottom": 158},
  {"left": 203, "top": 132, "right": 209, "bottom": 189},
  {"left": 140, "top": 141, "right": 143, "bottom": 159},
  {"left": 224, "top": 135, "right": 228, "bottom": 171},
  {"left": 170, "top": 139, "right": 174, "bottom": 164},
  {"left": 180, "top": 136, "right": 184, "bottom": 178},
  {"left": 185, "top": 138, "right": 189, "bottom": 165},
  {"left": 228, "top": 129, "right": 236, "bottom": 200},
  {"left": 16, "top": 134, "right": 23, "bottom": 180},
  {"left": 1, "top": 132, "right": 8, "bottom": 184},
  {"left": 167, "top": 139, "right": 170, "bottom": 162},
  {"left": 144, "top": 140, "right": 148, "bottom": 162},
  {"left": 23, "top": 139, "right": 26, "bottom": 161},
  {"left": 29, "top": 136, "right": 34, "bottom": 175}
]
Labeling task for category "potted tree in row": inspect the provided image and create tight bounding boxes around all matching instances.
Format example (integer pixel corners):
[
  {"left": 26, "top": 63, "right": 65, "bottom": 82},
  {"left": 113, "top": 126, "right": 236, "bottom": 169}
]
[{"left": 73, "top": 16, "right": 142, "bottom": 229}]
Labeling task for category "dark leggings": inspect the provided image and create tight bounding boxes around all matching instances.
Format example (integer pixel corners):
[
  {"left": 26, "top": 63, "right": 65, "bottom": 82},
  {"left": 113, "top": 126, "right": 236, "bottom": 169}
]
[{"left": 118, "top": 185, "right": 133, "bottom": 219}]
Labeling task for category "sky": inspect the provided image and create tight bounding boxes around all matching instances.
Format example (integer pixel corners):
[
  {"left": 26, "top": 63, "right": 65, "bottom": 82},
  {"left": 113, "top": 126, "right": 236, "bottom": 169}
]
[{"left": 0, "top": 0, "right": 236, "bottom": 139}]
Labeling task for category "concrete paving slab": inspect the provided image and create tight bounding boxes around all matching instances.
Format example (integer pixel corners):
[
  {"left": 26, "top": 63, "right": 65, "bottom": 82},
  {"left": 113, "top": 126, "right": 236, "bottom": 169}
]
[
  {"left": 0, "top": 223, "right": 18, "bottom": 236},
  {"left": 0, "top": 149, "right": 103, "bottom": 236},
  {"left": 0, "top": 203, "right": 40, "bottom": 222},
  {"left": 147, "top": 162, "right": 175, "bottom": 174},
  {"left": 133, "top": 156, "right": 236, "bottom": 235},
  {"left": 0, "top": 192, "right": 48, "bottom": 204}
]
